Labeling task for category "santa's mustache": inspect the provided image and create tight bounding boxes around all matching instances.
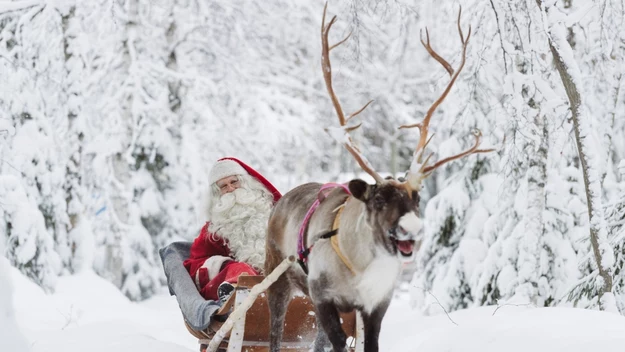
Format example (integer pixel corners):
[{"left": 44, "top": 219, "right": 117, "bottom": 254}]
[{"left": 212, "top": 187, "right": 258, "bottom": 214}]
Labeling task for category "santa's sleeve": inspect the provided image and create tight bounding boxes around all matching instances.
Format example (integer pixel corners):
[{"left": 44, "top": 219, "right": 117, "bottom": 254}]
[{"left": 183, "top": 223, "right": 233, "bottom": 291}]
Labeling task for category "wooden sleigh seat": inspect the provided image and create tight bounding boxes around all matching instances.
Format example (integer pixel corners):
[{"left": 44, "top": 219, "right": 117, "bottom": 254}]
[{"left": 185, "top": 275, "right": 362, "bottom": 352}]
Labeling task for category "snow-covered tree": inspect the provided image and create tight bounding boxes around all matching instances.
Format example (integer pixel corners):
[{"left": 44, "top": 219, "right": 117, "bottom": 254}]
[
  {"left": 0, "top": 3, "right": 70, "bottom": 291},
  {"left": 605, "top": 162, "right": 625, "bottom": 312},
  {"left": 534, "top": 0, "right": 617, "bottom": 312}
]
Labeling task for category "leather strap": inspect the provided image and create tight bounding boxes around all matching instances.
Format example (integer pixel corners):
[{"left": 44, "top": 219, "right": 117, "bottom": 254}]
[{"left": 330, "top": 203, "right": 357, "bottom": 275}]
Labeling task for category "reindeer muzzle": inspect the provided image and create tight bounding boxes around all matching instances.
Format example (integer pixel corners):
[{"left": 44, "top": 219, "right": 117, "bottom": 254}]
[
  {"left": 389, "top": 227, "right": 416, "bottom": 257},
  {"left": 389, "top": 213, "right": 423, "bottom": 257}
]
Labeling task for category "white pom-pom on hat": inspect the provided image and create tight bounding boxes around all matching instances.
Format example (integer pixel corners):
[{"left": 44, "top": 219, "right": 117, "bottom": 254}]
[{"left": 209, "top": 159, "right": 248, "bottom": 185}]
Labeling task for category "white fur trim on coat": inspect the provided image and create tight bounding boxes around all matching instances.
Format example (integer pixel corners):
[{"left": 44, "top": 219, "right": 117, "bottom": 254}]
[{"left": 195, "top": 255, "right": 233, "bottom": 289}]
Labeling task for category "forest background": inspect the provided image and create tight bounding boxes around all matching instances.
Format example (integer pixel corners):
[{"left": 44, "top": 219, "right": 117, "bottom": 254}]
[{"left": 1, "top": 0, "right": 624, "bottom": 317}]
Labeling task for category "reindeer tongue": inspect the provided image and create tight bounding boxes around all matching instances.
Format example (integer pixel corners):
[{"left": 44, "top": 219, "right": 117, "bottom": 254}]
[{"left": 397, "top": 240, "right": 414, "bottom": 255}]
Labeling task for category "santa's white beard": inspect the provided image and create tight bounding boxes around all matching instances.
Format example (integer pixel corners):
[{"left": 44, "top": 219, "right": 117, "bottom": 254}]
[{"left": 208, "top": 187, "right": 272, "bottom": 271}]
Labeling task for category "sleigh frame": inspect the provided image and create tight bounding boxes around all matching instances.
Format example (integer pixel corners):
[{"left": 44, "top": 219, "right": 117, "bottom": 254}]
[{"left": 185, "top": 263, "right": 364, "bottom": 352}]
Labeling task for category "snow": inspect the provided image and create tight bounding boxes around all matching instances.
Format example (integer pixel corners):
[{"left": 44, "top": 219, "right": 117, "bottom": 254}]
[
  {"left": 383, "top": 298, "right": 625, "bottom": 352},
  {"left": 8, "top": 267, "right": 625, "bottom": 352},
  {"left": 10, "top": 266, "right": 195, "bottom": 352},
  {"left": 0, "top": 246, "right": 29, "bottom": 352}
]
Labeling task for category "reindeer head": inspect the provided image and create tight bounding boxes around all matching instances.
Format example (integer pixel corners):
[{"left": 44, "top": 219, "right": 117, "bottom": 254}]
[
  {"left": 348, "top": 179, "right": 422, "bottom": 257},
  {"left": 320, "top": 4, "right": 495, "bottom": 259}
]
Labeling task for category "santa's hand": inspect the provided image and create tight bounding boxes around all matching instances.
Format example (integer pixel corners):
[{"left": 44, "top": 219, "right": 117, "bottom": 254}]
[{"left": 196, "top": 255, "right": 233, "bottom": 287}]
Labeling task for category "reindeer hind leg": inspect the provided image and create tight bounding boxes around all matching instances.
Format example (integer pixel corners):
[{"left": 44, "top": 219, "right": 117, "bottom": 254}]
[{"left": 267, "top": 273, "right": 292, "bottom": 352}]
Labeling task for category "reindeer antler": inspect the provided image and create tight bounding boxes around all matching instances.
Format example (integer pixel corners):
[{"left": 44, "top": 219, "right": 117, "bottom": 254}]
[
  {"left": 321, "top": 3, "right": 384, "bottom": 184},
  {"left": 400, "top": 7, "right": 494, "bottom": 191}
]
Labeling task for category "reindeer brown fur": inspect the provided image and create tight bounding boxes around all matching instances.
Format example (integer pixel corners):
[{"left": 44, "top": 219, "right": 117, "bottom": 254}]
[{"left": 265, "top": 4, "right": 493, "bottom": 352}]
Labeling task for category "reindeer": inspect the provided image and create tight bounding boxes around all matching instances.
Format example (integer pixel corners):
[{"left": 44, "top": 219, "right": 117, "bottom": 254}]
[{"left": 265, "top": 4, "right": 493, "bottom": 352}]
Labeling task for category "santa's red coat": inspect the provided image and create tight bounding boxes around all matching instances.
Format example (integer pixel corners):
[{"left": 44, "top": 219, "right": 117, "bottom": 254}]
[{"left": 183, "top": 157, "right": 281, "bottom": 301}]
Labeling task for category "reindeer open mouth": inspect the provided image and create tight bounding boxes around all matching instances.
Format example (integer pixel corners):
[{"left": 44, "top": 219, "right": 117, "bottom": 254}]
[
  {"left": 393, "top": 238, "right": 415, "bottom": 257},
  {"left": 389, "top": 215, "right": 421, "bottom": 257}
]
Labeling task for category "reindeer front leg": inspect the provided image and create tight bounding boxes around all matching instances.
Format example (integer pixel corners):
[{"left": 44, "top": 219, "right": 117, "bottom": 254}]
[
  {"left": 314, "top": 301, "right": 347, "bottom": 352},
  {"left": 361, "top": 298, "right": 391, "bottom": 352},
  {"left": 313, "top": 326, "right": 331, "bottom": 352}
]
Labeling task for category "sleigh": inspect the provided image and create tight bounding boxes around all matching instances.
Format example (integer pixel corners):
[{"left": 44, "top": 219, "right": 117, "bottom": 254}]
[
  {"left": 185, "top": 272, "right": 363, "bottom": 352},
  {"left": 159, "top": 242, "right": 363, "bottom": 352}
]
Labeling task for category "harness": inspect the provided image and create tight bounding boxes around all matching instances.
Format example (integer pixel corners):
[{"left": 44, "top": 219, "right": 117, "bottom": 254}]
[{"left": 297, "top": 183, "right": 356, "bottom": 275}]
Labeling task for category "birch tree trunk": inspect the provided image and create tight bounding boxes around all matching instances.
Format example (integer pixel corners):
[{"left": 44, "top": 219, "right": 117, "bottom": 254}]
[{"left": 535, "top": 0, "right": 616, "bottom": 311}]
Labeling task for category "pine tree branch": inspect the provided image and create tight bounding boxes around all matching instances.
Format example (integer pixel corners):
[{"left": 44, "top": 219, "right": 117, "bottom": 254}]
[
  {"left": 0, "top": 0, "right": 40, "bottom": 14},
  {"left": 488, "top": 0, "right": 509, "bottom": 74}
]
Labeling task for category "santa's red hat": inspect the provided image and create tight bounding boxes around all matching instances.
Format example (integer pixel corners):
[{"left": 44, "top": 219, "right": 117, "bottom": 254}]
[{"left": 210, "top": 157, "right": 281, "bottom": 203}]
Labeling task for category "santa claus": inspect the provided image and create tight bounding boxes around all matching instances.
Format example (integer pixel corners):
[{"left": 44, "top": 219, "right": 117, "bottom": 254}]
[{"left": 183, "top": 157, "right": 281, "bottom": 302}]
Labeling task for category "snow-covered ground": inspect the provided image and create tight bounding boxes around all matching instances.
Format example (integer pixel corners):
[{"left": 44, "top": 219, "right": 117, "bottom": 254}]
[{"left": 9, "top": 266, "right": 625, "bottom": 352}]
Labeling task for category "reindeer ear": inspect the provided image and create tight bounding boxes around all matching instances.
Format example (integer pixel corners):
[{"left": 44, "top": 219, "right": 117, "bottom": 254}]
[{"left": 349, "top": 179, "right": 372, "bottom": 202}]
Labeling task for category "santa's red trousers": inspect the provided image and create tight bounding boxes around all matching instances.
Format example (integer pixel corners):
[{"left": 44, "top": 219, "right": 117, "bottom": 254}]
[{"left": 201, "top": 261, "right": 259, "bottom": 301}]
